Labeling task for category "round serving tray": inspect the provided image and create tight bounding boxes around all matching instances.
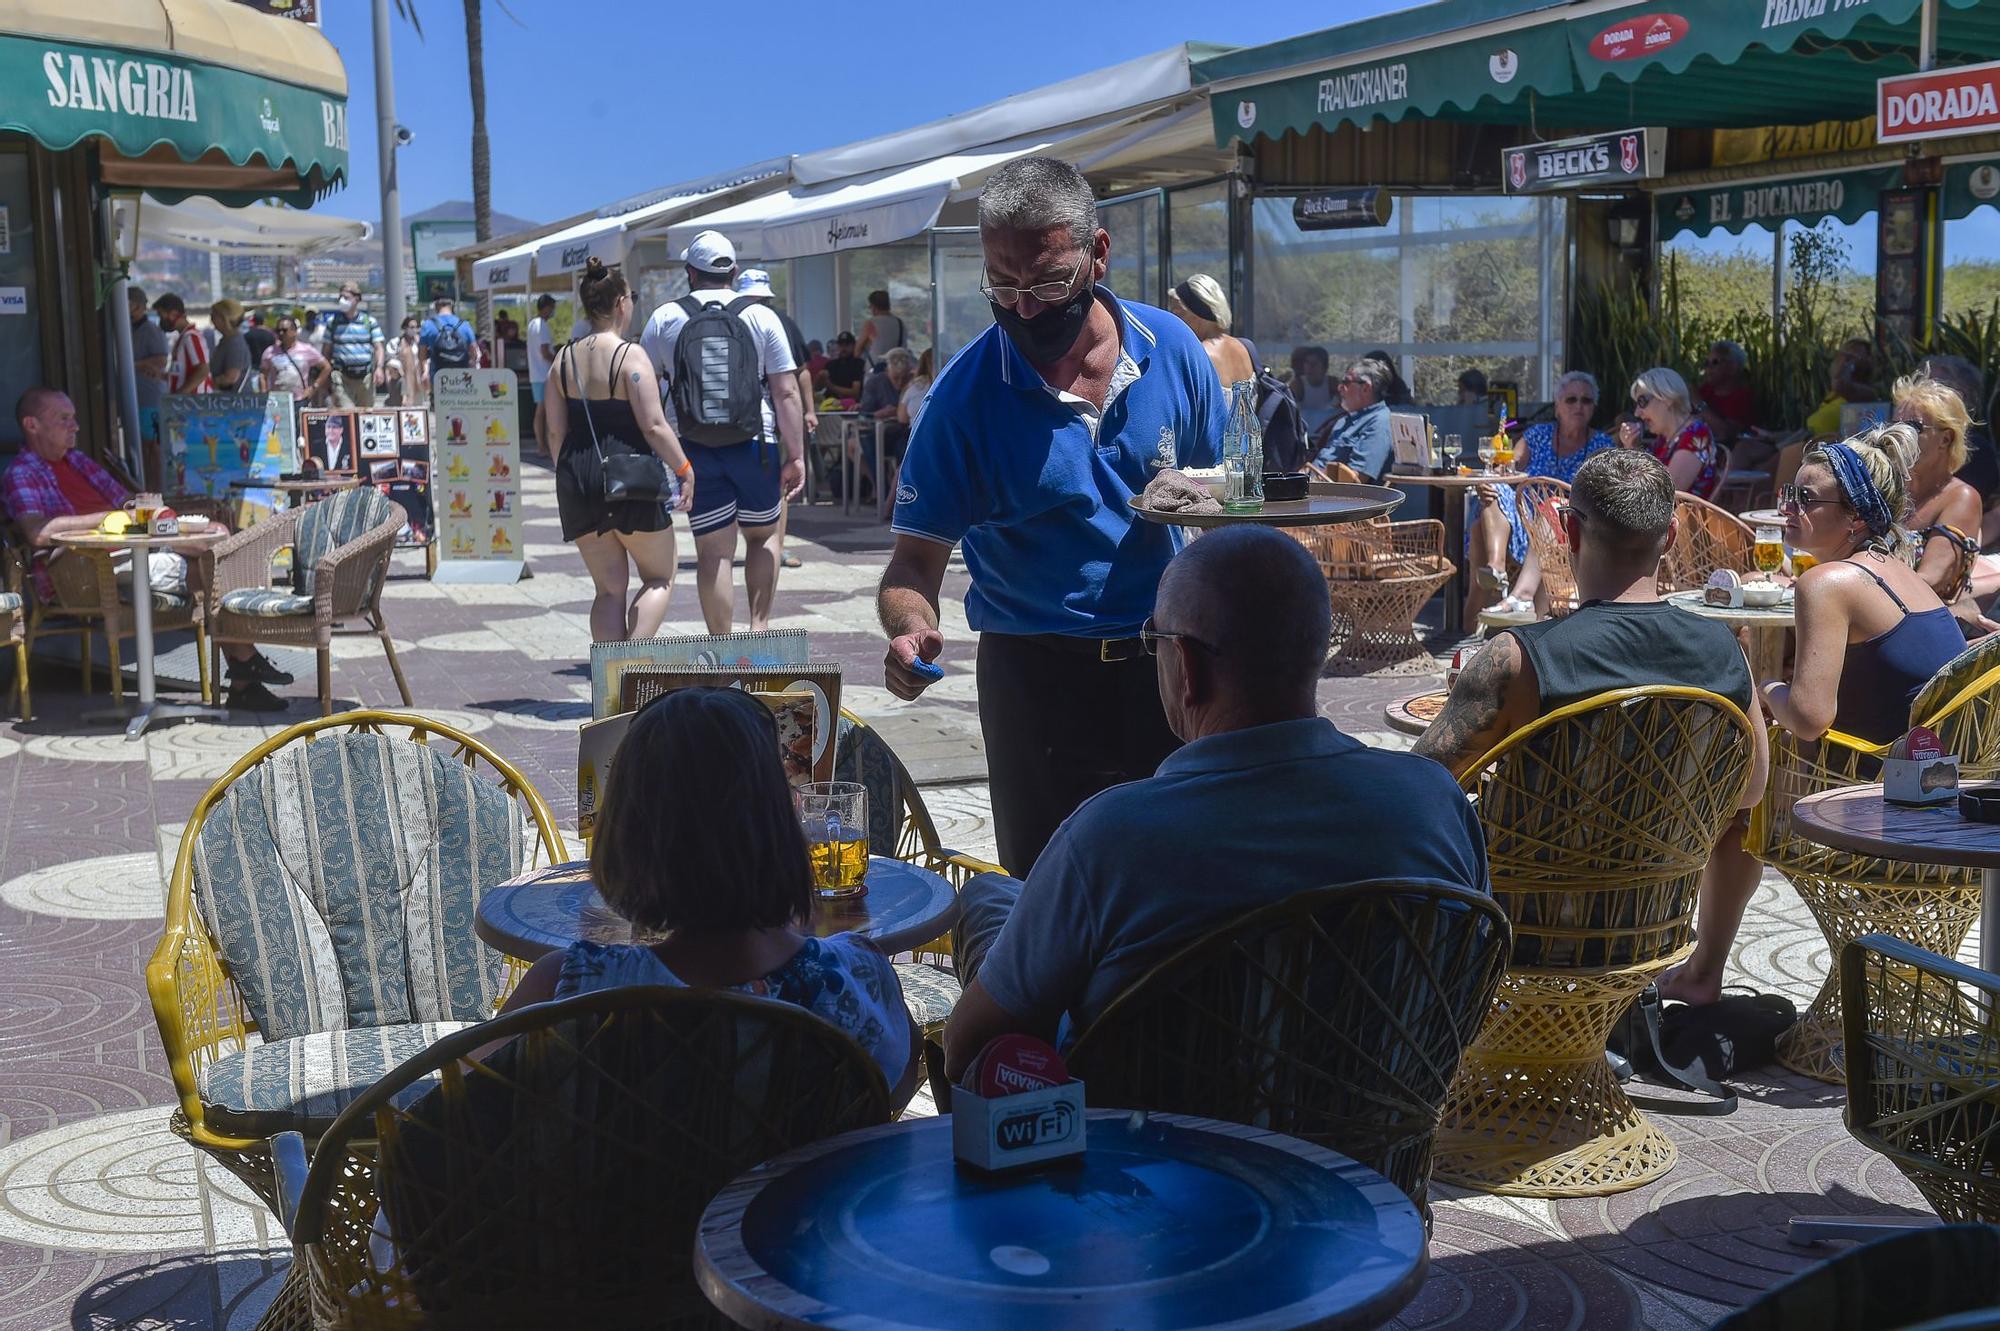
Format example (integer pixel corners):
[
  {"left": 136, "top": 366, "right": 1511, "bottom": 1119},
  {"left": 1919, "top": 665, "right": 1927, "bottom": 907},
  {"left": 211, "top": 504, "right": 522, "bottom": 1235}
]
[{"left": 1130, "top": 481, "right": 1404, "bottom": 529}]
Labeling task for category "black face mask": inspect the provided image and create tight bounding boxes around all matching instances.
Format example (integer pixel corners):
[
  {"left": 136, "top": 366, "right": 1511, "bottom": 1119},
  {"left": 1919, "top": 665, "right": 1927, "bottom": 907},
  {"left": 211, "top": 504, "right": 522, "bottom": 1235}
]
[{"left": 990, "top": 282, "right": 1094, "bottom": 367}]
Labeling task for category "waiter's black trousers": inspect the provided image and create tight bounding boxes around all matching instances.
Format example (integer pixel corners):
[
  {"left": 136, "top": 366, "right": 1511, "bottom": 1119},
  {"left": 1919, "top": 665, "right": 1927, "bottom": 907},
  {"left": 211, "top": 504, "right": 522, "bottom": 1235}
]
[{"left": 974, "top": 631, "right": 1182, "bottom": 876}]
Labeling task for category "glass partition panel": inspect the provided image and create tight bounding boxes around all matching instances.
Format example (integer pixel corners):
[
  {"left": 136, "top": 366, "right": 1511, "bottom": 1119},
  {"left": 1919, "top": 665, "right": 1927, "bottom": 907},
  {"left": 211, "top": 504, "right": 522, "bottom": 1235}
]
[
  {"left": 1100, "top": 191, "right": 1162, "bottom": 307},
  {"left": 845, "top": 240, "right": 932, "bottom": 357},
  {"left": 931, "top": 228, "right": 989, "bottom": 368}
]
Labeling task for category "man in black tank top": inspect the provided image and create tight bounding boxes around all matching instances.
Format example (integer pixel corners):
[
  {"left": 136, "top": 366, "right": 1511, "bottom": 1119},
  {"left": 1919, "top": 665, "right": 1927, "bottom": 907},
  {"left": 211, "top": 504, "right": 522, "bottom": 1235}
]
[{"left": 1416, "top": 449, "right": 1769, "bottom": 1006}]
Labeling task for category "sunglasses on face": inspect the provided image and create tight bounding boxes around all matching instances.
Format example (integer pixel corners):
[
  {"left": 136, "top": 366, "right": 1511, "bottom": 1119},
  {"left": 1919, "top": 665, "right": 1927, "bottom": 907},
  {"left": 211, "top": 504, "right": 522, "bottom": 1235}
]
[
  {"left": 1561, "top": 395, "right": 1597, "bottom": 406},
  {"left": 1633, "top": 393, "right": 1656, "bottom": 411},
  {"left": 1778, "top": 484, "right": 1844, "bottom": 515}
]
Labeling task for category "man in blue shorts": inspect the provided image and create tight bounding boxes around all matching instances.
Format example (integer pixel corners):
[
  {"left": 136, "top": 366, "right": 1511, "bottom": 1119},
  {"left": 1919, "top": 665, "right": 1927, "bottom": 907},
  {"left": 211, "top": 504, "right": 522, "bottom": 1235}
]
[
  {"left": 640, "top": 231, "right": 805, "bottom": 633},
  {"left": 879, "top": 156, "right": 1224, "bottom": 875}
]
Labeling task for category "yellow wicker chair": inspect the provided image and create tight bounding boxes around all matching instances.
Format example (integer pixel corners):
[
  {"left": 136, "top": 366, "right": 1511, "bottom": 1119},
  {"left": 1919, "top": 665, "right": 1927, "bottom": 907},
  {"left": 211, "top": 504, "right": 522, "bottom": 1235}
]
[
  {"left": 271, "top": 986, "right": 892, "bottom": 1330},
  {"left": 1292, "top": 516, "right": 1455, "bottom": 675},
  {"left": 1065, "top": 880, "right": 1510, "bottom": 1220},
  {"left": 1658, "top": 491, "right": 1755, "bottom": 593},
  {"left": 1750, "top": 632, "right": 2000, "bottom": 1083},
  {"left": 1841, "top": 934, "right": 2000, "bottom": 1224},
  {"left": 1433, "top": 686, "right": 1755, "bottom": 1196},
  {"left": 145, "top": 711, "right": 567, "bottom": 1217},
  {"left": 1, "top": 538, "right": 25, "bottom": 720}
]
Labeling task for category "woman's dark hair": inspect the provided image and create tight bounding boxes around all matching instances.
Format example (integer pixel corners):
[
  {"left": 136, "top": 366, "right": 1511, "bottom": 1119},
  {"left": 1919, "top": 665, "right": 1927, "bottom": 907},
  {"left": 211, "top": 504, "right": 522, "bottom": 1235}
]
[
  {"left": 577, "top": 257, "right": 629, "bottom": 323},
  {"left": 591, "top": 687, "right": 811, "bottom": 933}
]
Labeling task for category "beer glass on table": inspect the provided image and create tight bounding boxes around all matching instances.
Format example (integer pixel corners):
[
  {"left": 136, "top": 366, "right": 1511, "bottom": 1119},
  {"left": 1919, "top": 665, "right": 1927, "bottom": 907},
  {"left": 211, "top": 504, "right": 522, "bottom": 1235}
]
[
  {"left": 799, "top": 782, "right": 868, "bottom": 898},
  {"left": 1754, "top": 525, "right": 1785, "bottom": 577}
]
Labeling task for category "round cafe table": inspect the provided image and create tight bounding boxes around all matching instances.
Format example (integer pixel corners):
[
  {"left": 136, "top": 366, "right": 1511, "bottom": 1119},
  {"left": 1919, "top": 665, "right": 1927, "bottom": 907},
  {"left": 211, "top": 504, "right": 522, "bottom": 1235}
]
[
  {"left": 1664, "top": 588, "right": 1795, "bottom": 683},
  {"left": 1790, "top": 784, "right": 2000, "bottom": 977},
  {"left": 476, "top": 857, "right": 960, "bottom": 962},
  {"left": 229, "top": 474, "right": 363, "bottom": 510},
  {"left": 49, "top": 526, "right": 227, "bottom": 740},
  {"left": 694, "top": 1111, "right": 1428, "bottom": 1331},
  {"left": 1393, "top": 470, "right": 1533, "bottom": 636},
  {"left": 1386, "top": 689, "right": 1449, "bottom": 737}
]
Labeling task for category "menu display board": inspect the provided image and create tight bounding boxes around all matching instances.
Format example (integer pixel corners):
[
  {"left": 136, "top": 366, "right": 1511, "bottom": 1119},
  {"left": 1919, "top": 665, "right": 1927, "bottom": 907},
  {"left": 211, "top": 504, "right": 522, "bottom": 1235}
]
[{"left": 431, "top": 369, "right": 522, "bottom": 580}]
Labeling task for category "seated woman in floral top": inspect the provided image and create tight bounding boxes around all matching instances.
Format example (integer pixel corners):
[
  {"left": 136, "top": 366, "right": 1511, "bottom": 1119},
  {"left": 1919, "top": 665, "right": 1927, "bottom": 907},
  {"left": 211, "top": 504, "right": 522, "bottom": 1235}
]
[
  {"left": 498, "top": 686, "right": 919, "bottom": 1102},
  {"left": 1469, "top": 370, "right": 1617, "bottom": 616},
  {"left": 1623, "top": 366, "right": 1719, "bottom": 500}
]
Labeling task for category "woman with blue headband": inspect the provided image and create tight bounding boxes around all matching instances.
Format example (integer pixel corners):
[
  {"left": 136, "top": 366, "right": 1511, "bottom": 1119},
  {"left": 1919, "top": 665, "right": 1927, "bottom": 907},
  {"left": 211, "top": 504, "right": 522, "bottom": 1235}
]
[{"left": 1761, "top": 422, "right": 1964, "bottom": 746}]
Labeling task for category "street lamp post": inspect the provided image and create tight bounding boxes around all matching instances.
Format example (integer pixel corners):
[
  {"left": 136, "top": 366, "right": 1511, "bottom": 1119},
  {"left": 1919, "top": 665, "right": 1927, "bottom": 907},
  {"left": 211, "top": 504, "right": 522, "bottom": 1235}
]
[{"left": 372, "top": 0, "right": 406, "bottom": 330}]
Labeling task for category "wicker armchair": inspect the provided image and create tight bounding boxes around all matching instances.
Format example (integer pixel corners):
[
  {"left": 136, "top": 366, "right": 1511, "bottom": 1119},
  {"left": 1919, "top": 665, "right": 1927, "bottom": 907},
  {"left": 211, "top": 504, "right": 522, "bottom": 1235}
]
[
  {"left": 1842, "top": 934, "right": 2000, "bottom": 1225},
  {"left": 1065, "top": 880, "right": 1510, "bottom": 1219},
  {"left": 1658, "top": 491, "right": 1755, "bottom": 593},
  {"left": 1516, "top": 477, "right": 1576, "bottom": 616},
  {"left": 144, "top": 712, "right": 567, "bottom": 1229},
  {"left": 1292, "top": 516, "right": 1454, "bottom": 675},
  {"left": 1434, "top": 686, "right": 1755, "bottom": 1197},
  {"left": 1711, "top": 1223, "right": 2000, "bottom": 1331},
  {"left": 272, "top": 986, "right": 892, "bottom": 1330},
  {"left": 0, "top": 537, "right": 25, "bottom": 720},
  {"left": 1749, "top": 633, "right": 2000, "bottom": 1083},
  {"left": 205, "top": 485, "right": 409, "bottom": 715},
  {"left": 1, "top": 517, "right": 212, "bottom": 706}
]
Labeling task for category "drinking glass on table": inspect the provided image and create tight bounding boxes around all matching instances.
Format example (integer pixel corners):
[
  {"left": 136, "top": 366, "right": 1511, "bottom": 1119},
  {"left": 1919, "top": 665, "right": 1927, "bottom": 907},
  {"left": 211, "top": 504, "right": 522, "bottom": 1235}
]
[
  {"left": 799, "top": 781, "right": 868, "bottom": 898},
  {"left": 1492, "top": 435, "right": 1515, "bottom": 473},
  {"left": 1754, "top": 525, "right": 1786, "bottom": 576},
  {"left": 1476, "top": 437, "right": 1498, "bottom": 472}
]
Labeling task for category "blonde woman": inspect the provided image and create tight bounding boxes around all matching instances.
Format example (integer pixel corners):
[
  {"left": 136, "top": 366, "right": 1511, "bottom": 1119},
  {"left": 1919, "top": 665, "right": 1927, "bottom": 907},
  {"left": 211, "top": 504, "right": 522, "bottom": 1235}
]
[
  {"left": 1617, "top": 366, "right": 1718, "bottom": 499},
  {"left": 1167, "top": 274, "right": 1255, "bottom": 393},
  {"left": 1895, "top": 374, "right": 1992, "bottom": 624}
]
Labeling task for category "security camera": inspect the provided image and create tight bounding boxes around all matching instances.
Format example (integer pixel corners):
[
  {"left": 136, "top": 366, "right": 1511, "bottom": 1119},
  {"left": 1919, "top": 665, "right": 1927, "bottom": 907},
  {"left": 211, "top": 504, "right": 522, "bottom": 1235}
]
[{"left": 393, "top": 124, "right": 415, "bottom": 147}]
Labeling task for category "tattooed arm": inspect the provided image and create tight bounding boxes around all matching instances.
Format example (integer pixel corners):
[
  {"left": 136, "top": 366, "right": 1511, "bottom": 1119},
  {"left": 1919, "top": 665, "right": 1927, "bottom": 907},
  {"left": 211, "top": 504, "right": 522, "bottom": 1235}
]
[{"left": 1413, "top": 633, "right": 1537, "bottom": 780}]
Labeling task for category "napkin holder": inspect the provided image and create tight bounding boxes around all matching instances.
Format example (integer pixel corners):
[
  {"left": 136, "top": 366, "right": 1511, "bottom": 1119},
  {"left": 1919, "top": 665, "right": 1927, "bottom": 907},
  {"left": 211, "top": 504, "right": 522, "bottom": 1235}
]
[
  {"left": 951, "top": 1080, "right": 1086, "bottom": 1172},
  {"left": 149, "top": 513, "right": 180, "bottom": 538},
  {"left": 1884, "top": 726, "right": 1959, "bottom": 807}
]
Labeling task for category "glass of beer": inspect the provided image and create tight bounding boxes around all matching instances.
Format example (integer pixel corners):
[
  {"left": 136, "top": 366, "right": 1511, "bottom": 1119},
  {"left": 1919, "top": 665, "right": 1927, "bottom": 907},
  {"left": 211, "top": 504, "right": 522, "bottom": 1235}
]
[
  {"left": 127, "top": 492, "right": 163, "bottom": 531},
  {"left": 799, "top": 781, "right": 868, "bottom": 898},
  {"left": 1754, "top": 525, "right": 1786, "bottom": 576}
]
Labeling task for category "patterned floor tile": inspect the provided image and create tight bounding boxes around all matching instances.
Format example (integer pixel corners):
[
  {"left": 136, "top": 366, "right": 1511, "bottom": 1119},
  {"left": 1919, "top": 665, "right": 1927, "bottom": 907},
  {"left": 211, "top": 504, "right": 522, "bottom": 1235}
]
[{"left": 0, "top": 851, "right": 163, "bottom": 921}]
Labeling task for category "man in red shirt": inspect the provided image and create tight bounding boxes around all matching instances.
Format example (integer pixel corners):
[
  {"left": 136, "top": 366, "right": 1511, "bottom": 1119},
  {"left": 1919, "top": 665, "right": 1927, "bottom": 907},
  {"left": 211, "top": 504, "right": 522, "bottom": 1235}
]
[
  {"left": 2, "top": 388, "right": 285, "bottom": 709},
  {"left": 155, "top": 294, "right": 211, "bottom": 395}
]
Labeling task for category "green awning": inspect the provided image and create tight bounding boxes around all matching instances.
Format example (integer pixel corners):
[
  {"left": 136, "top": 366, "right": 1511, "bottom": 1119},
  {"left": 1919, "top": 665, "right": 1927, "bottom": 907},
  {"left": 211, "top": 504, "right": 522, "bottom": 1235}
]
[
  {"left": 1656, "top": 165, "right": 1898, "bottom": 240},
  {"left": 0, "top": 27, "right": 346, "bottom": 205},
  {"left": 1206, "top": 0, "right": 1997, "bottom": 146}
]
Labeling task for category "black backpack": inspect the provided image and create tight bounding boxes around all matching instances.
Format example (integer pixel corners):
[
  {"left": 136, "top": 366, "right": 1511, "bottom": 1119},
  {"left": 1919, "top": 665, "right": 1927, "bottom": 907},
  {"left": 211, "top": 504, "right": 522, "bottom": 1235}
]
[
  {"left": 1255, "top": 368, "right": 1309, "bottom": 473},
  {"left": 430, "top": 316, "right": 472, "bottom": 369},
  {"left": 668, "top": 295, "right": 765, "bottom": 446}
]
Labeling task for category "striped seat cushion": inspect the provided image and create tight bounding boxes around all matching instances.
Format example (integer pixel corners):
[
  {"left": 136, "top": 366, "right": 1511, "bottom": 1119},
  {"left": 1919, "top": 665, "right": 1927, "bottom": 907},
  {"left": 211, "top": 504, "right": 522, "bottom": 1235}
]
[
  {"left": 894, "top": 962, "right": 961, "bottom": 1031},
  {"left": 198, "top": 1021, "right": 470, "bottom": 1137},
  {"left": 0, "top": 591, "right": 18, "bottom": 614},
  {"left": 220, "top": 587, "right": 313, "bottom": 618}
]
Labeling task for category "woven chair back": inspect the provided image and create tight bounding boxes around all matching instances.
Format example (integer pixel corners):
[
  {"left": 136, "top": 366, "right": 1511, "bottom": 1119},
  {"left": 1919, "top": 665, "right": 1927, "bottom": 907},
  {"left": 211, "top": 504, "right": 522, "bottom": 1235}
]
[
  {"left": 1709, "top": 1221, "right": 2000, "bottom": 1330},
  {"left": 1065, "top": 880, "right": 1510, "bottom": 1214},
  {"left": 1467, "top": 687, "right": 1753, "bottom": 970},
  {"left": 1842, "top": 934, "right": 2000, "bottom": 1224},
  {"left": 1516, "top": 478, "right": 1575, "bottom": 606},
  {"left": 1658, "top": 493, "right": 1754, "bottom": 593},
  {"left": 295, "top": 486, "right": 394, "bottom": 596},
  {"left": 295, "top": 986, "right": 892, "bottom": 1329},
  {"left": 1909, "top": 632, "right": 2000, "bottom": 778}
]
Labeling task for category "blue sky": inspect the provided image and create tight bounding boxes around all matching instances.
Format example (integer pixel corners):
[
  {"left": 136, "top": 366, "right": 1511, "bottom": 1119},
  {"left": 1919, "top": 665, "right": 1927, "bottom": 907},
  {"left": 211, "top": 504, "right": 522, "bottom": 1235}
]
[{"left": 317, "top": 0, "right": 1407, "bottom": 226}]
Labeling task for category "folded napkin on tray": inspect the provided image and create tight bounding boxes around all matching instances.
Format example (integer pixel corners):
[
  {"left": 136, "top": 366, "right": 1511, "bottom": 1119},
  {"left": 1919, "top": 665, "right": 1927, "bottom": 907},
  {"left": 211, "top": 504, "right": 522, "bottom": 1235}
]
[{"left": 1142, "top": 469, "right": 1223, "bottom": 516}]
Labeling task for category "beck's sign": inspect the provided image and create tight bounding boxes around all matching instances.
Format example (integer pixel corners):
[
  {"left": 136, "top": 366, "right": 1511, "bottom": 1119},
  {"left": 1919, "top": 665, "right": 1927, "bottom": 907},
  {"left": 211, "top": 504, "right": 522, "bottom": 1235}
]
[
  {"left": 1878, "top": 60, "right": 2000, "bottom": 145},
  {"left": 1503, "top": 127, "right": 1664, "bottom": 194}
]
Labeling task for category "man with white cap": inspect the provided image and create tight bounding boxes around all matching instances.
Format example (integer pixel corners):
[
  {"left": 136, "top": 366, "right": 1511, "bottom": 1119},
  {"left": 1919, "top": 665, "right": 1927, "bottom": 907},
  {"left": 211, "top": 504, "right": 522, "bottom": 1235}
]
[
  {"left": 734, "top": 267, "right": 816, "bottom": 569},
  {"left": 641, "top": 231, "right": 805, "bottom": 633}
]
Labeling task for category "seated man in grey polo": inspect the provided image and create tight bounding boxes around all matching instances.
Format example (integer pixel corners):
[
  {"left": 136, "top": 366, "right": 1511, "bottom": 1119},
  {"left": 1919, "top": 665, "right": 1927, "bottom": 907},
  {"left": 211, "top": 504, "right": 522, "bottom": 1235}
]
[
  {"left": 1313, "top": 357, "right": 1396, "bottom": 483},
  {"left": 941, "top": 524, "right": 1489, "bottom": 1076}
]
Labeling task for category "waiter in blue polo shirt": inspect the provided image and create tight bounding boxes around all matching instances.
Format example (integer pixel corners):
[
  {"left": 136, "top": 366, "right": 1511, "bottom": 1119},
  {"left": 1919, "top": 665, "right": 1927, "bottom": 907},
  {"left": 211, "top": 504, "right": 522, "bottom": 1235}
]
[{"left": 879, "top": 156, "right": 1224, "bottom": 875}]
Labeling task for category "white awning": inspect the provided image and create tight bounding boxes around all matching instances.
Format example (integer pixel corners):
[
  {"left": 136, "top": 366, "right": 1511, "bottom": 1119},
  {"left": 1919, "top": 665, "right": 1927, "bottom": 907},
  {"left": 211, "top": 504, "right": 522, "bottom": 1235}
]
[
  {"left": 666, "top": 141, "right": 1049, "bottom": 262},
  {"left": 470, "top": 235, "right": 539, "bottom": 292},
  {"left": 113, "top": 192, "right": 370, "bottom": 257}
]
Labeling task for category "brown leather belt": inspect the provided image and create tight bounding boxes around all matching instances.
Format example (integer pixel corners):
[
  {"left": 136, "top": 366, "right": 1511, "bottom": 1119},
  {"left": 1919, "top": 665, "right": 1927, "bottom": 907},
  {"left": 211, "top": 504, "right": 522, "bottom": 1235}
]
[{"left": 1010, "top": 633, "right": 1148, "bottom": 663}]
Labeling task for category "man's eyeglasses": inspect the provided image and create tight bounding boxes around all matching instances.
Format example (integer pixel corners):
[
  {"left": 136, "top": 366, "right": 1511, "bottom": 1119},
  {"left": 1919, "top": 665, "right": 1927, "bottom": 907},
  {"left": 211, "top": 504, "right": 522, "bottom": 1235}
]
[
  {"left": 1778, "top": 484, "right": 1843, "bottom": 515},
  {"left": 1561, "top": 395, "right": 1597, "bottom": 406},
  {"left": 1140, "top": 616, "right": 1220, "bottom": 657},
  {"left": 979, "top": 251, "right": 1089, "bottom": 309}
]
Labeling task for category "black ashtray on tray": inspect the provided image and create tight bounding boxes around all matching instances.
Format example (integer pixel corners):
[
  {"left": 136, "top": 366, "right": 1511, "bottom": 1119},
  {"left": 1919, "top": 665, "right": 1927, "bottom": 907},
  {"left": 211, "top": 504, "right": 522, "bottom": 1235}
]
[
  {"left": 1262, "top": 472, "right": 1310, "bottom": 502},
  {"left": 1960, "top": 784, "right": 2000, "bottom": 824}
]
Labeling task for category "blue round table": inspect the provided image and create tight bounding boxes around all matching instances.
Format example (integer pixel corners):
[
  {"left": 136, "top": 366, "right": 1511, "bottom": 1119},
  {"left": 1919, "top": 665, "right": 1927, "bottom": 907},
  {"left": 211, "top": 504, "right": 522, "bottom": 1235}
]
[
  {"left": 695, "top": 1111, "right": 1428, "bottom": 1330},
  {"left": 475, "top": 858, "right": 959, "bottom": 961}
]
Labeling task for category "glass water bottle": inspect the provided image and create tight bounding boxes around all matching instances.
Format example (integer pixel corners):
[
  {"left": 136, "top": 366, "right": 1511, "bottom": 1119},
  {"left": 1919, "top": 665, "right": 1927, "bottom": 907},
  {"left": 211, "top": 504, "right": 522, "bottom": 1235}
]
[{"left": 1223, "top": 380, "right": 1264, "bottom": 514}]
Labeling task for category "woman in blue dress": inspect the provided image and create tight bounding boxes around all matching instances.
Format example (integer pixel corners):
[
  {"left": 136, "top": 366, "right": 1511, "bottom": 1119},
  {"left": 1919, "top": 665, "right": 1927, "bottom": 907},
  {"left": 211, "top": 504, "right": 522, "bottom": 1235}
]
[
  {"left": 1470, "top": 370, "right": 1618, "bottom": 616},
  {"left": 497, "top": 687, "right": 921, "bottom": 1105}
]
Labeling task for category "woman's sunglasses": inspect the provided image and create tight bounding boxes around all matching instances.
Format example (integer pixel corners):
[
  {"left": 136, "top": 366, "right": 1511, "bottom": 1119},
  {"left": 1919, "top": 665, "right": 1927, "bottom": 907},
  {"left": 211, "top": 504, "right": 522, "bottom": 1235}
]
[{"left": 1778, "top": 484, "right": 1844, "bottom": 515}]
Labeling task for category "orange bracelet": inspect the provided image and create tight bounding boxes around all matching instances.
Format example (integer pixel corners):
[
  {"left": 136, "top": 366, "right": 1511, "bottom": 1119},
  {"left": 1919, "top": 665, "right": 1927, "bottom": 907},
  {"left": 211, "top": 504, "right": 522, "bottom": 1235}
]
[{"left": 675, "top": 459, "right": 692, "bottom": 478}]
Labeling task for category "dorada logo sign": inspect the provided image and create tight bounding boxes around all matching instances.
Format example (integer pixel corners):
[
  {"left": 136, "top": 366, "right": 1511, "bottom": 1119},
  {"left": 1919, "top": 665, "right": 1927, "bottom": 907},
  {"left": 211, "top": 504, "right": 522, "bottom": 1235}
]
[
  {"left": 1507, "top": 150, "right": 1528, "bottom": 190},
  {"left": 1589, "top": 13, "right": 1690, "bottom": 62},
  {"left": 258, "top": 96, "right": 281, "bottom": 135},
  {"left": 994, "top": 1101, "right": 1077, "bottom": 1152},
  {"left": 1237, "top": 100, "right": 1257, "bottom": 130},
  {"left": 1971, "top": 165, "right": 2000, "bottom": 202},
  {"left": 1489, "top": 48, "right": 1519, "bottom": 85}
]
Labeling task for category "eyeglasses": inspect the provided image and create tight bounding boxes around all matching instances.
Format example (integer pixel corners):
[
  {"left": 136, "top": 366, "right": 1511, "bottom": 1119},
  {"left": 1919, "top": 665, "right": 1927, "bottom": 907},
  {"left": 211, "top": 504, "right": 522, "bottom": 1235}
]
[
  {"left": 1140, "top": 616, "right": 1219, "bottom": 657},
  {"left": 1338, "top": 376, "right": 1365, "bottom": 388},
  {"left": 1778, "top": 484, "right": 1844, "bottom": 515},
  {"left": 1633, "top": 393, "right": 1656, "bottom": 411},
  {"left": 1561, "top": 395, "right": 1597, "bottom": 406},
  {"left": 979, "top": 251, "right": 1090, "bottom": 309}
]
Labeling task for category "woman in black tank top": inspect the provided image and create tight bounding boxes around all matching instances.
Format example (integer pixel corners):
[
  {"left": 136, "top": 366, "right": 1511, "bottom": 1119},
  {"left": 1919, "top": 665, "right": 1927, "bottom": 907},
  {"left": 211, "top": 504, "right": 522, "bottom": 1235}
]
[
  {"left": 544, "top": 259, "right": 695, "bottom": 643},
  {"left": 1762, "top": 428, "right": 1963, "bottom": 746}
]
